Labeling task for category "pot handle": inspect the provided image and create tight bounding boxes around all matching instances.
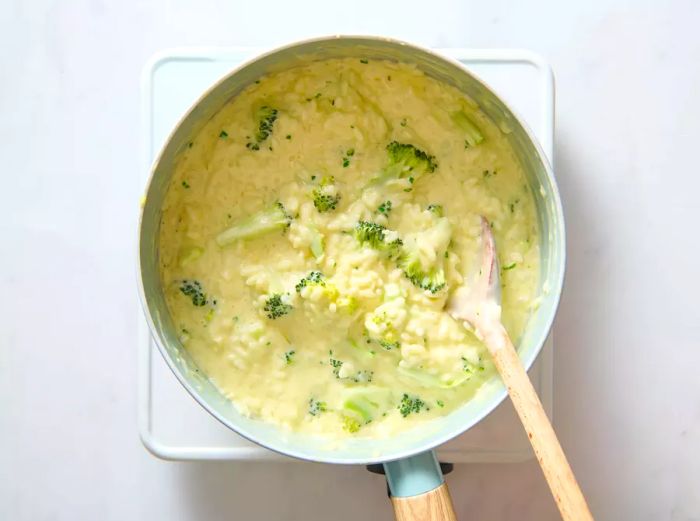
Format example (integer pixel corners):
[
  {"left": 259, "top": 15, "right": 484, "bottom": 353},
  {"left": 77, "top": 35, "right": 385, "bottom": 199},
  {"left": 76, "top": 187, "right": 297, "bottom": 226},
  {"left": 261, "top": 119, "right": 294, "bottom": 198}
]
[{"left": 383, "top": 450, "right": 457, "bottom": 521}]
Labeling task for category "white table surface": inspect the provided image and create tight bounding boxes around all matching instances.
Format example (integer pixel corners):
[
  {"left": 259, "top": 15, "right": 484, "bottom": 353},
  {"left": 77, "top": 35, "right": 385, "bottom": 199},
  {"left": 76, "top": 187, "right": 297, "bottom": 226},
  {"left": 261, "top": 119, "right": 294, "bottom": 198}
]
[{"left": 2, "top": 1, "right": 699, "bottom": 519}]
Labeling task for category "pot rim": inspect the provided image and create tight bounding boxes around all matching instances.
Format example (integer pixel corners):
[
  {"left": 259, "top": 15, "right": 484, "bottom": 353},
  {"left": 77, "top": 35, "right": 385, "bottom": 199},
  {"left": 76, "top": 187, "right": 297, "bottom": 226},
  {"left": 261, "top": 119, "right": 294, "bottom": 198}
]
[{"left": 137, "top": 34, "right": 565, "bottom": 465}]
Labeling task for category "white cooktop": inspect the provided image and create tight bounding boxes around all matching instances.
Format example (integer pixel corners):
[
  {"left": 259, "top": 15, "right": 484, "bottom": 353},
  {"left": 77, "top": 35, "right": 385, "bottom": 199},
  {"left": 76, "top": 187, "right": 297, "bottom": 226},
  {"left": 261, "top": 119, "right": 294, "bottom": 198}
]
[{"left": 138, "top": 47, "right": 555, "bottom": 462}]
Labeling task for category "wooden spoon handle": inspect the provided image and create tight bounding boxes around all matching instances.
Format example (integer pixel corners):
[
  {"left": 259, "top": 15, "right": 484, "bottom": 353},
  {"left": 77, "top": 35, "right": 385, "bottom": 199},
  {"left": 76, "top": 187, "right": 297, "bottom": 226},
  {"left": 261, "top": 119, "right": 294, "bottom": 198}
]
[
  {"left": 489, "top": 328, "right": 594, "bottom": 521},
  {"left": 390, "top": 483, "right": 457, "bottom": 521}
]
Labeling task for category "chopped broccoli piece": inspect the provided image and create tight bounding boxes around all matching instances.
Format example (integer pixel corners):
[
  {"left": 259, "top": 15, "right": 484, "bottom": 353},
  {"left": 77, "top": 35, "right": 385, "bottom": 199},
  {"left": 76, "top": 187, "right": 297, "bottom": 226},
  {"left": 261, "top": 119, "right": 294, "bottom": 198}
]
[
  {"left": 398, "top": 249, "right": 446, "bottom": 294},
  {"left": 246, "top": 105, "right": 278, "bottom": 150},
  {"left": 284, "top": 350, "right": 295, "bottom": 365},
  {"left": 378, "top": 339, "right": 400, "bottom": 351},
  {"left": 342, "top": 416, "right": 361, "bottom": 433},
  {"left": 342, "top": 388, "right": 392, "bottom": 427},
  {"left": 436, "top": 400, "right": 445, "bottom": 408},
  {"left": 295, "top": 271, "right": 338, "bottom": 300},
  {"left": 398, "top": 393, "right": 428, "bottom": 417},
  {"left": 462, "top": 356, "right": 486, "bottom": 374},
  {"left": 384, "top": 238, "right": 404, "bottom": 261},
  {"left": 263, "top": 293, "right": 292, "bottom": 319},
  {"left": 313, "top": 195, "right": 339, "bottom": 210},
  {"left": 329, "top": 356, "right": 343, "bottom": 378},
  {"left": 396, "top": 215, "right": 451, "bottom": 294},
  {"left": 327, "top": 351, "right": 375, "bottom": 382},
  {"left": 216, "top": 202, "right": 291, "bottom": 246},
  {"left": 427, "top": 204, "right": 443, "bottom": 217},
  {"left": 377, "top": 200, "right": 392, "bottom": 216},
  {"left": 341, "top": 148, "right": 355, "bottom": 168},
  {"left": 502, "top": 262, "right": 517, "bottom": 271},
  {"left": 378, "top": 141, "right": 437, "bottom": 183},
  {"left": 312, "top": 177, "right": 341, "bottom": 213},
  {"left": 309, "top": 227, "right": 325, "bottom": 259},
  {"left": 343, "top": 396, "right": 374, "bottom": 423},
  {"left": 349, "top": 370, "right": 374, "bottom": 384},
  {"left": 219, "top": 130, "right": 228, "bottom": 139},
  {"left": 353, "top": 224, "right": 403, "bottom": 259},
  {"left": 295, "top": 271, "right": 324, "bottom": 293},
  {"left": 365, "top": 297, "right": 403, "bottom": 351},
  {"left": 179, "top": 280, "right": 208, "bottom": 306},
  {"left": 308, "top": 398, "right": 327, "bottom": 416},
  {"left": 451, "top": 110, "right": 484, "bottom": 148},
  {"left": 354, "top": 221, "right": 387, "bottom": 249}
]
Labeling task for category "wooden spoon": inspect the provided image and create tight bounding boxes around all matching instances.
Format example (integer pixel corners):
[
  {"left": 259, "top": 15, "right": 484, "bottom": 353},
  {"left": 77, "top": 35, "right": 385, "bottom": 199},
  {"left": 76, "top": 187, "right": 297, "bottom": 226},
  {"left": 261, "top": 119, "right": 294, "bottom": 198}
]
[{"left": 447, "top": 217, "right": 594, "bottom": 521}]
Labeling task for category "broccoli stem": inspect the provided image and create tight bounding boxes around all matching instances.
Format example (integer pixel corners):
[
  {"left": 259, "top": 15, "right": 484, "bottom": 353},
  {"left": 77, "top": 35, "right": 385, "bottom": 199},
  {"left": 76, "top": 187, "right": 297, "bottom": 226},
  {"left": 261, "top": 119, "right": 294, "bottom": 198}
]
[
  {"left": 309, "top": 227, "right": 325, "bottom": 259},
  {"left": 451, "top": 110, "right": 484, "bottom": 148},
  {"left": 216, "top": 203, "right": 290, "bottom": 246}
]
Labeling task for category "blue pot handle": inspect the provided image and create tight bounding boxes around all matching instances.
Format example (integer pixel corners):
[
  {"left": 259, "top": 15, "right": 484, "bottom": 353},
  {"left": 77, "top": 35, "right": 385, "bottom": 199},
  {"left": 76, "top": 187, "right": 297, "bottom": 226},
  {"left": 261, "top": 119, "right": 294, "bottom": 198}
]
[{"left": 383, "top": 450, "right": 457, "bottom": 520}]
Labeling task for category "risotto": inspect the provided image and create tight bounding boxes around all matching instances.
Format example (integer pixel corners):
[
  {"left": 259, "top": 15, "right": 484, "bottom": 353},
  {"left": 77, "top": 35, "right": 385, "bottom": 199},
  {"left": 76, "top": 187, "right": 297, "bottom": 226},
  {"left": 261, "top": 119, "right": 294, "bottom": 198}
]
[{"left": 158, "top": 57, "right": 539, "bottom": 438}]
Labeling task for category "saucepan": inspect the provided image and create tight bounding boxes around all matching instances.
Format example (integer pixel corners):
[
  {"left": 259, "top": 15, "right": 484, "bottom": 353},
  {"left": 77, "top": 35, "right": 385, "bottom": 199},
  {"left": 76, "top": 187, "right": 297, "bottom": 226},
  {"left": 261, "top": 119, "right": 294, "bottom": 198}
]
[{"left": 138, "top": 36, "right": 565, "bottom": 520}]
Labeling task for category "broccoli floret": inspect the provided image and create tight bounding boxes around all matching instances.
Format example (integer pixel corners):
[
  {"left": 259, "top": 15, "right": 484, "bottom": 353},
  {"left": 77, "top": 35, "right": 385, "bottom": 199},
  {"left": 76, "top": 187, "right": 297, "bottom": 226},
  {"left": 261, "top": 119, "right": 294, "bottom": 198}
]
[
  {"left": 396, "top": 215, "right": 451, "bottom": 294},
  {"left": 427, "top": 204, "right": 444, "bottom": 217},
  {"left": 378, "top": 339, "right": 400, "bottom": 351},
  {"left": 365, "top": 298, "right": 403, "bottom": 350},
  {"left": 216, "top": 202, "right": 291, "bottom": 246},
  {"left": 341, "top": 148, "right": 355, "bottom": 168},
  {"left": 179, "top": 280, "right": 208, "bottom": 306},
  {"left": 354, "top": 221, "right": 387, "bottom": 249},
  {"left": 401, "top": 264, "right": 446, "bottom": 294},
  {"left": 295, "top": 271, "right": 338, "bottom": 301},
  {"left": 311, "top": 177, "right": 341, "bottom": 213},
  {"left": 349, "top": 370, "right": 374, "bottom": 383},
  {"left": 263, "top": 293, "right": 292, "bottom": 319},
  {"left": 295, "top": 270, "right": 325, "bottom": 293},
  {"left": 342, "top": 416, "right": 361, "bottom": 433},
  {"left": 398, "top": 393, "right": 428, "bottom": 417},
  {"left": 378, "top": 141, "right": 437, "bottom": 184},
  {"left": 354, "top": 221, "right": 403, "bottom": 259},
  {"left": 398, "top": 248, "right": 446, "bottom": 294},
  {"left": 308, "top": 398, "right": 327, "bottom": 416},
  {"left": 451, "top": 110, "right": 484, "bottom": 148},
  {"left": 246, "top": 105, "right": 278, "bottom": 150},
  {"left": 377, "top": 200, "right": 393, "bottom": 216},
  {"left": 313, "top": 192, "right": 340, "bottom": 212},
  {"left": 384, "top": 238, "right": 404, "bottom": 261},
  {"left": 329, "top": 356, "right": 343, "bottom": 378},
  {"left": 284, "top": 350, "right": 295, "bottom": 365},
  {"left": 327, "top": 350, "right": 372, "bottom": 383}
]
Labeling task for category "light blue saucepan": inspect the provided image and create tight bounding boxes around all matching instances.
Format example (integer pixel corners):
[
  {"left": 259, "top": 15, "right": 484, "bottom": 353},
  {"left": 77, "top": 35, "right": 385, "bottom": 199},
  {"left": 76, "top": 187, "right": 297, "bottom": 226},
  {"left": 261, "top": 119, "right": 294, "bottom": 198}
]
[{"left": 138, "top": 36, "right": 565, "bottom": 519}]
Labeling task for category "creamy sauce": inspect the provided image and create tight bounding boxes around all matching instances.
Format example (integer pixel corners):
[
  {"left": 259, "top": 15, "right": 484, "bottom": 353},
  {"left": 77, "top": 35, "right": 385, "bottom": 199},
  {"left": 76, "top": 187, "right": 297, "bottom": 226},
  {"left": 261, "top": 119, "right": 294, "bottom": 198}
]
[{"left": 159, "top": 58, "right": 539, "bottom": 439}]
